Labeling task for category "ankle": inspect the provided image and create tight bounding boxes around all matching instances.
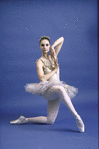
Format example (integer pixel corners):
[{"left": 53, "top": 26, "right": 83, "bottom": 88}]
[
  {"left": 25, "top": 118, "right": 28, "bottom": 123},
  {"left": 74, "top": 115, "right": 81, "bottom": 120}
]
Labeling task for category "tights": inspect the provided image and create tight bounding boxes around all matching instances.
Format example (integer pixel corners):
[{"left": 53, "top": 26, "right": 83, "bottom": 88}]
[{"left": 27, "top": 85, "right": 80, "bottom": 124}]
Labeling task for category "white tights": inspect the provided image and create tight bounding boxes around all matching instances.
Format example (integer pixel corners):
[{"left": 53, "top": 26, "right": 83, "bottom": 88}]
[{"left": 27, "top": 85, "right": 80, "bottom": 124}]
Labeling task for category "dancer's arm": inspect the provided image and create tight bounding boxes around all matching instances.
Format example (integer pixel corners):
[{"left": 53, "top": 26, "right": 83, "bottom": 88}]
[
  {"left": 50, "top": 37, "right": 64, "bottom": 58},
  {"left": 36, "top": 59, "right": 58, "bottom": 82}
]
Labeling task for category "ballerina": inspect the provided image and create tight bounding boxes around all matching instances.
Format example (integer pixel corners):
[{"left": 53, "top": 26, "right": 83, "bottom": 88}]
[{"left": 10, "top": 36, "right": 85, "bottom": 132}]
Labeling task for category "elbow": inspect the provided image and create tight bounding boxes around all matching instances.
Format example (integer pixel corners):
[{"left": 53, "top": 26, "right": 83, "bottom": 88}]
[
  {"left": 62, "top": 37, "right": 64, "bottom": 42},
  {"left": 40, "top": 79, "right": 45, "bottom": 82},
  {"left": 60, "top": 37, "right": 64, "bottom": 43},
  {"left": 40, "top": 78, "right": 44, "bottom": 82},
  {"left": 40, "top": 76, "right": 46, "bottom": 82}
]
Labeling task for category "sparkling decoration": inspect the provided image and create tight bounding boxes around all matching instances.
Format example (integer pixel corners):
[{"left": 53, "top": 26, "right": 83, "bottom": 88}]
[
  {"left": 75, "top": 18, "right": 79, "bottom": 21},
  {"left": 63, "top": 24, "right": 67, "bottom": 28}
]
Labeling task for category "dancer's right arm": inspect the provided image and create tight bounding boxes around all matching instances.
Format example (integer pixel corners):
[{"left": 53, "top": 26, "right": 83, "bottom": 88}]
[{"left": 36, "top": 59, "right": 58, "bottom": 82}]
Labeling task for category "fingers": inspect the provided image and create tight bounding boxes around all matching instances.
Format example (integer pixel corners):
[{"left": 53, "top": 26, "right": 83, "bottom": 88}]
[
  {"left": 50, "top": 46, "right": 55, "bottom": 56},
  {"left": 50, "top": 49, "right": 54, "bottom": 56},
  {"left": 54, "top": 58, "right": 58, "bottom": 63},
  {"left": 50, "top": 46, "right": 54, "bottom": 51},
  {"left": 51, "top": 51, "right": 56, "bottom": 60}
]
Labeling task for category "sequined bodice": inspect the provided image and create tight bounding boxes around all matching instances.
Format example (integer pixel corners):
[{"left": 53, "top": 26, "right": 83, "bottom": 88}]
[
  {"left": 40, "top": 58, "right": 55, "bottom": 74},
  {"left": 40, "top": 58, "right": 60, "bottom": 82}
]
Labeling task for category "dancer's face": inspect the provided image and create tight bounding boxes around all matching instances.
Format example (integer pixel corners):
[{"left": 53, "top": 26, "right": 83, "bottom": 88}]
[{"left": 40, "top": 39, "right": 50, "bottom": 54}]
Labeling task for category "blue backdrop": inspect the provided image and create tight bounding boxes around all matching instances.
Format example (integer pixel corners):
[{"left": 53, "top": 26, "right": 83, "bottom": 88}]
[{"left": 0, "top": 0, "right": 98, "bottom": 149}]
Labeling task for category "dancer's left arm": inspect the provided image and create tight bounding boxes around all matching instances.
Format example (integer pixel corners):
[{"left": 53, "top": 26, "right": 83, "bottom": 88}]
[{"left": 50, "top": 37, "right": 64, "bottom": 59}]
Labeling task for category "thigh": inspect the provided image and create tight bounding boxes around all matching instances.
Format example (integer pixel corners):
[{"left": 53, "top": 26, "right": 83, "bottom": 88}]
[
  {"left": 47, "top": 98, "right": 60, "bottom": 124},
  {"left": 42, "top": 85, "right": 60, "bottom": 101}
]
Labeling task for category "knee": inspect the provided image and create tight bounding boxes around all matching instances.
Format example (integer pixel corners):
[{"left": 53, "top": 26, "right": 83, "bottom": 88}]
[
  {"left": 54, "top": 86, "right": 65, "bottom": 94},
  {"left": 25, "top": 84, "right": 32, "bottom": 92},
  {"left": 25, "top": 84, "right": 29, "bottom": 90},
  {"left": 47, "top": 118, "right": 55, "bottom": 125}
]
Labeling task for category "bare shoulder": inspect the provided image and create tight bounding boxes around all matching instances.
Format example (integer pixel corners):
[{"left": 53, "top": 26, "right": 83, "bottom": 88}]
[{"left": 36, "top": 58, "right": 43, "bottom": 67}]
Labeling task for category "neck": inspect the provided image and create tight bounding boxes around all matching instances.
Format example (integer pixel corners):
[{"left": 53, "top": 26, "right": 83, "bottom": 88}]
[{"left": 42, "top": 52, "right": 49, "bottom": 59}]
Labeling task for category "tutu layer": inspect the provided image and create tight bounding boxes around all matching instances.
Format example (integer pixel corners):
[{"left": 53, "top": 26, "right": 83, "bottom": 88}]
[{"left": 25, "top": 80, "right": 78, "bottom": 99}]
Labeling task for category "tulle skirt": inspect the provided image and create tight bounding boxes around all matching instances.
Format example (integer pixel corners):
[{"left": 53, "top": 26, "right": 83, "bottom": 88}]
[{"left": 25, "top": 80, "right": 78, "bottom": 99}]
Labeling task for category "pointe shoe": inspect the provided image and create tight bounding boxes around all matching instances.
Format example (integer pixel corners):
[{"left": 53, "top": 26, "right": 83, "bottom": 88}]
[
  {"left": 10, "top": 116, "right": 27, "bottom": 125},
  {"left": 76, "top": 117, "right": 85, "bottom": 133}
]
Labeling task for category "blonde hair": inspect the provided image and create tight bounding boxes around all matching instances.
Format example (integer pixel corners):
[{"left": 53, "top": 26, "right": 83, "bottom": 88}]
[{"left": 39, "top": 36, "right": 50, "bottom": 44}]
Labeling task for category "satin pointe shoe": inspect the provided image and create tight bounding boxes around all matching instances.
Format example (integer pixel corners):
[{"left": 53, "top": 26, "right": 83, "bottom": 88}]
[
  {"left": 10, "top": 116, "right": 27, "bottom": 125},
  {"left": 76, "top": 117, "right": 85, "bottom": 133}
]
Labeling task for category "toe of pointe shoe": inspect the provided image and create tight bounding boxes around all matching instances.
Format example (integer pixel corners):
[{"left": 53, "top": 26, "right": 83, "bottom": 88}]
[
  {"left": 10, "top": 116, "right": 26, "bottom": 125},
  {"left": 76, "top": 118, "right": 85, "bottom": 133},
  {"left": 10, "top": 119, "right": 20, "bottom": 125},
  {"left": 78, "top": 126, "right": 85, "bottom": 133}
]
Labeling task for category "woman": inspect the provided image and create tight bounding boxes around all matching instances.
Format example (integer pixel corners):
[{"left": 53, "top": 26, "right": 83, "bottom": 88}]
[{"left": 10, "top": 36, "right": 85, "bottom": 133}]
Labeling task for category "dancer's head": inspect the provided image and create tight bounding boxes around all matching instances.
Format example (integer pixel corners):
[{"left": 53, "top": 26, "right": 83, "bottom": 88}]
[
  {"left": 39, "top": 36, "right": 50, "bottom": 54},
  {"left": 39, "top": 36, "right": 50, "bottom": 44}
]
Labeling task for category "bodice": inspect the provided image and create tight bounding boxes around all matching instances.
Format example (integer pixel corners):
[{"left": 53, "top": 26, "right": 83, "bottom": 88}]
[{"left": 40, "top": 58, "right": 60, "bottom": 82}]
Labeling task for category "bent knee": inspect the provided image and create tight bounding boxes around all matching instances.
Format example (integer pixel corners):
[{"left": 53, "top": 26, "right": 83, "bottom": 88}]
[
  {"left": 53, "top": 85, "right": 65, "bottom": 93},
  {"left": 25, "top": 85, "right": 30, "bottom": 92},
  {"left": 25, "top": 84, "right": 33, "bottom": 92},
  {"left": 47, "top": 119, "right": 55, "bottom": 125}
]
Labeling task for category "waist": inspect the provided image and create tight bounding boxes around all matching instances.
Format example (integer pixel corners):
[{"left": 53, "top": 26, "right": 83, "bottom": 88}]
[{"left": 49, "top": 74, "right": 60, "bottom": 82}]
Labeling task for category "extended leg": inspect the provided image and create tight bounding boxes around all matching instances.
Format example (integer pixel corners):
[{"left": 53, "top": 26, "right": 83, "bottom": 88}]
[{"left": 10, "top": 98, "right": 60, "bottom": 125}]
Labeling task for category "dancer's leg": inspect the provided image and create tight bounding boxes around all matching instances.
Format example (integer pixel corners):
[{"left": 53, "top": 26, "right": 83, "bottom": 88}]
[
  {"left": 43, "top": 85, "right": 78, "bottom": 118},
  {"left": 10, "top": 85, "right": 84, "bottom": 132},
  {"left": 43, "top": 85, "right": 85, "bottom": 132},
  {"left": 47, "top": 98, "right": 60, "bottom": 124},
  {"left": 10, "top": 98, "right": 60, "bottom": 125},
  {"left": 26, "top": 98, "right": 60, "bottom": 124}
]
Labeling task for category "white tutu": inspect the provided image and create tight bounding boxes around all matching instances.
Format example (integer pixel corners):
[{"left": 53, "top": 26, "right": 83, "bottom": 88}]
[{"left": 25, "top": 80, "right": 78, "bottom": 99}]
